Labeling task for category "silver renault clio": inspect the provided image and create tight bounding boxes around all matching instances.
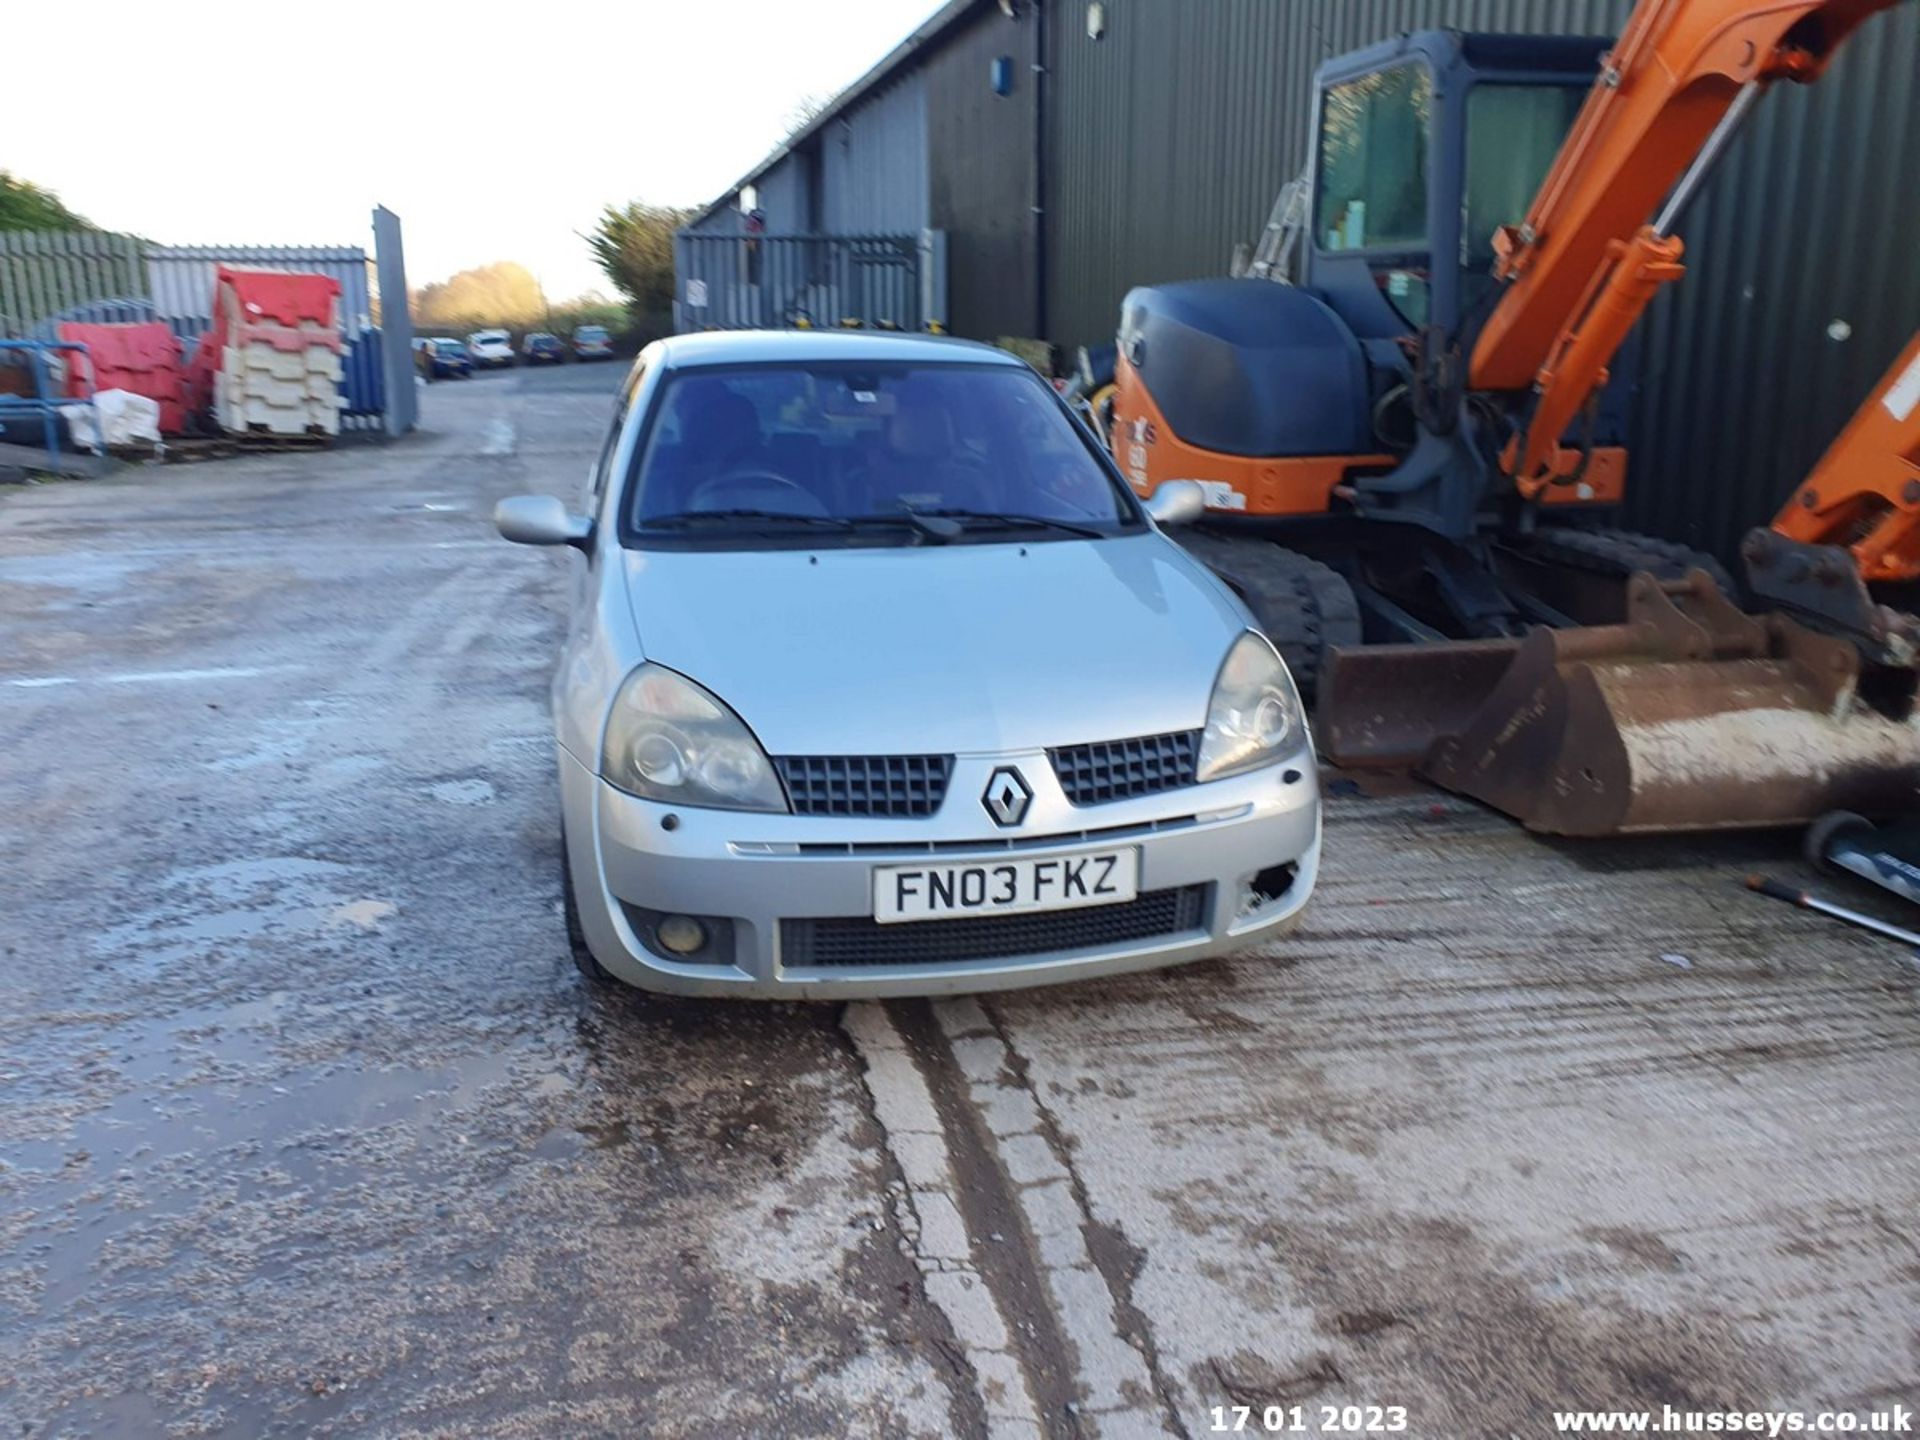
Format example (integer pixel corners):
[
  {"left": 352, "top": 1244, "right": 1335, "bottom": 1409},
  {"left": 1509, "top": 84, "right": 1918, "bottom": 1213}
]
[{"left": 496, "top": 330, "right": 1320, "bottom": 998}]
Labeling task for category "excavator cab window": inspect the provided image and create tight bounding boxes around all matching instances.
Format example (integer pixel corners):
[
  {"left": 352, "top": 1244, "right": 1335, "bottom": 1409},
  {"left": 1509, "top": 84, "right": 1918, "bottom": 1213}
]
[
  {"left": 1461, "top": 83, "right": 1588, "bottom": 313},
  {"left": 1315, "top": 64, "right": 1432, "bottom": 253}
]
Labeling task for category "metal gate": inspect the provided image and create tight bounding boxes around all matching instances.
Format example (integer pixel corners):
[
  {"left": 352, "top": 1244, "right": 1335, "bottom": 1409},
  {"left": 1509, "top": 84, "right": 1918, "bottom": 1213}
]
[{"left": 673, "top": 231, "right": 948, "bottom": 334}]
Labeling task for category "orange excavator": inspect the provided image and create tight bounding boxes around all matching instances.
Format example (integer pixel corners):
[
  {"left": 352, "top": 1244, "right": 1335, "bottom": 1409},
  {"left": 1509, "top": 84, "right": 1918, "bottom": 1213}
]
[{"left": 1095, "top": 0, "right": 1918, "bottom": 833}]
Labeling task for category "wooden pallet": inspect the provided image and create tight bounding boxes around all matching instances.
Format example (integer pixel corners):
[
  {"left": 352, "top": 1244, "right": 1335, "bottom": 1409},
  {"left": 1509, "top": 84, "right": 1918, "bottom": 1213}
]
[
  {"left": 234, "top": 429, "right": 335, "bottom": 453},
  {"left": 122, "top": 431, "right": 337, "bottom": 463},
  {"left": 150, "top": 436, "right": 237, "bottom": 464}
]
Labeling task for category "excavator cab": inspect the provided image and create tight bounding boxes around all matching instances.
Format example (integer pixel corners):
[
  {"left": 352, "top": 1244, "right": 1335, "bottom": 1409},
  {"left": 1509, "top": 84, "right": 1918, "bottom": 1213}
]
[
  {"left": 1109, "top": 31, "right": 1663, "bottom": 696},
  {"left": 1302, "top": 32, "right": 1605, "bottom": 346},
  {"left": 1114, "top": 32, "right": 1621, "bottom": 514}
]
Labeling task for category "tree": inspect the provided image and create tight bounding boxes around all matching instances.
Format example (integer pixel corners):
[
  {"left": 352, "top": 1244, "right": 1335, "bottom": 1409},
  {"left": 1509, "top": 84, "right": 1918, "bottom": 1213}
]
[
  {"left": 784, "top": 93, "right": 832, "bottom": 139},
  {"left": 586, "top": 202, "right": 691, "bottom": 334},
  {"left": 411, "top": 261, "right": 545, "bottom": 330},
  {"left": 0, "top": 172, "right": 93, "bottom": 232}
]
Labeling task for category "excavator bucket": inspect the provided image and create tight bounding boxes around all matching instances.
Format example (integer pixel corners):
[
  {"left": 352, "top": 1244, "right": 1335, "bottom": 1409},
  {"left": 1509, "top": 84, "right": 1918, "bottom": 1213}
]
[
  {"left": 1320, "top": 571, "right": 1920, "bottom": 835},
  {"left": 1317, "top": 639, "right": 1522, "bottom": 768}
]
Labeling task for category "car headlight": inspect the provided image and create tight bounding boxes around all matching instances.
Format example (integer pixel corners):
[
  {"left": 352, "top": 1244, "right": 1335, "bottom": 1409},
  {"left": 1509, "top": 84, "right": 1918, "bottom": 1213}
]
[
  {"left": 1196, "top": 631, "right": 1305, "bottom": 782},
  {"left": 602, "top": 664, "right": 788, "bottom": 812}
]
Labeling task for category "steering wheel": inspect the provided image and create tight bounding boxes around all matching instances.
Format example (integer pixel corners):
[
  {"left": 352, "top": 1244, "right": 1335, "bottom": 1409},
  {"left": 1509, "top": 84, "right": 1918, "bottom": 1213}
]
[{"left": 686, "top": 468, "right": 831, "bottom": 517}]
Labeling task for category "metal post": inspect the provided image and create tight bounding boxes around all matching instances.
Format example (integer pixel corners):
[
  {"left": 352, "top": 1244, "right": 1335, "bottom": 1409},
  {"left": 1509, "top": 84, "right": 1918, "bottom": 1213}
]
[{"left": 372, "top": 207, "right": 415, "bottom": 436}]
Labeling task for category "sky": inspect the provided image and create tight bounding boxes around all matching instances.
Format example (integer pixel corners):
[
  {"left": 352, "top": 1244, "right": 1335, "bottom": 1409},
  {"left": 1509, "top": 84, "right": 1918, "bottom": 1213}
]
[{"left": 7, "top": 0, "right": 938, "bottom": 300}]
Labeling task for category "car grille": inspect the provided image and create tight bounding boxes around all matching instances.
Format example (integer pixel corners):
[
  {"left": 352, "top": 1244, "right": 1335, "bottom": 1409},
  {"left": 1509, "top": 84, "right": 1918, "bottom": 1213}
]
[
  {"left": 779, "top": 885, "right": 1209, "bottom": 969},
  {"left": 1049, "top": 730, "right": 1201, "bottom": 806},
  {"left": 773, "top": 754, "right": 954, "bottom": 818}
]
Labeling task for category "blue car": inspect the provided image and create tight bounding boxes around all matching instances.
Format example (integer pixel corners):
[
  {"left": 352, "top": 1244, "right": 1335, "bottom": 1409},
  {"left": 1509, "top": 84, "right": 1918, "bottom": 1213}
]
[{"left": 415, "top": 338, "right": 473, "bottom": 380}]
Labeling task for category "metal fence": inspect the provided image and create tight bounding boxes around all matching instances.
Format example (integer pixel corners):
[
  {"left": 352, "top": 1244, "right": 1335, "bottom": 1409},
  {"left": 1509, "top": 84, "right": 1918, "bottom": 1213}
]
[
  {"left": 0, "top": 232, "right": 148, "bottom": 333},
  {"left": 0, "top": 213, "right": 414, "bottom": 436},
  {"left": 673, "top": 231, "right": 948, "bottom": 334}
]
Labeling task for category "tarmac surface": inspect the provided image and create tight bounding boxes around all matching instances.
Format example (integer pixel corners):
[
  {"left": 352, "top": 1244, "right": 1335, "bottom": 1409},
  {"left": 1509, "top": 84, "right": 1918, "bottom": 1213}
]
[{"left": 3, "top": 361, "right": 1916, "bottom": 1439}]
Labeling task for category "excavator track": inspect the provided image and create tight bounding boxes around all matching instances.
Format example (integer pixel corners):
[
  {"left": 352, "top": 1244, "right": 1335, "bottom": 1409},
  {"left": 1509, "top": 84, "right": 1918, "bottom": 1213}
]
[
  {"left": 1177, "top": 532, "right": 1360, "bottom": 700},
  {"left": 1500, "top": 525, "right": 1736, "bottom": 624}
]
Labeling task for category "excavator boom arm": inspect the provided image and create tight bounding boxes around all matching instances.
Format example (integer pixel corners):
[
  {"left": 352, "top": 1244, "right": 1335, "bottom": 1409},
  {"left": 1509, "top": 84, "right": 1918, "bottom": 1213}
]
[
  {"left": 1766, "top": 334, "right": 1920, "bottom": 583},
  {"left": 1467, "top": 0, "right": 1901, "bottom": 494}
]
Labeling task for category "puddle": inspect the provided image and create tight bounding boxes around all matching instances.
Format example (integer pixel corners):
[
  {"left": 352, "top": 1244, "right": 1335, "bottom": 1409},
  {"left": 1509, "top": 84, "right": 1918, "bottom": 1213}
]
[
  {"left": 0, "top": 551, "right": 154, "bottom": 594},
  {"left": 89, "top": 855, "right": 373, "bottom": 977},
  {"left": 327, "top": 899, "right": 395, "bottom": 930},
  {"left": 312, "top": 753, "right": 386, "bottom": 784},
  {"left": 11, "top": 1008, "right": 527, "bottom": 1317},
  {"left": 426, "top": 778, "right": 496, "bottom": 806}
]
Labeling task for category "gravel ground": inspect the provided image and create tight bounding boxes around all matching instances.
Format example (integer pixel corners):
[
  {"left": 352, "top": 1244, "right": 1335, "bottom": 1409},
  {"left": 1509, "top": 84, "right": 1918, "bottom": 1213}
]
[{"left": 2, "top": 363, "right": 1915, "bottom": 1439}]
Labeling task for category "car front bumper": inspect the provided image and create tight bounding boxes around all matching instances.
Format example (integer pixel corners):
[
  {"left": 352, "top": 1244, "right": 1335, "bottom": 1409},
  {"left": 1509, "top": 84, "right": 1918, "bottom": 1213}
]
[{"left": 558, "top": 743, "right": 1319, "bottom": 999}]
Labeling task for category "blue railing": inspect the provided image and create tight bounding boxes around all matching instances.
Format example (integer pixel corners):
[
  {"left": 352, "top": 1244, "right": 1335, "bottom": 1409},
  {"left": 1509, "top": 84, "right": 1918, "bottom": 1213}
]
[{"left": 0, "top": 339, "right": 101, "bottom": 469}]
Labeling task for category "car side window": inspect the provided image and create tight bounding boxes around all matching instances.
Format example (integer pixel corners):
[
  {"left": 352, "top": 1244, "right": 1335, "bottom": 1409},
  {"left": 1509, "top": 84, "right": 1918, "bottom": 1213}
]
[
  {"left": 591, "top": 371, "right": 643, "bottom": 508},
  {"left": 590, "top": 415, "right": 623, "bottom": 505}
]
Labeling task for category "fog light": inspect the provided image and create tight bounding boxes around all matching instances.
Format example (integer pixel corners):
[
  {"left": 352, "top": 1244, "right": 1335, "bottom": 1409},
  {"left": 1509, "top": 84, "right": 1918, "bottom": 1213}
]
[{"left": 655, "top": 914, "right": 707, "bottom": 956}]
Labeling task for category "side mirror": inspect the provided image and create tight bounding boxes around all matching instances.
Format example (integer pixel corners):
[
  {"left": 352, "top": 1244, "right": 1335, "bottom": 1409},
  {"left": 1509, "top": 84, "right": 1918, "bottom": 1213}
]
[
  {"left": 1144, "top": 479, "right": 1205, "bottom": 527},
  {"left": 495, "top": 494, "right": 592, "bottom": 550}
]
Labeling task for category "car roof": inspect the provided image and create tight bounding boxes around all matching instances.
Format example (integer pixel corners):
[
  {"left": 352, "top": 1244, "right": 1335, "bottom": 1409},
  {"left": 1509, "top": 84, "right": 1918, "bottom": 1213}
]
[{"left": 652, "top": 329, "right": 1022, "bottom": 370}]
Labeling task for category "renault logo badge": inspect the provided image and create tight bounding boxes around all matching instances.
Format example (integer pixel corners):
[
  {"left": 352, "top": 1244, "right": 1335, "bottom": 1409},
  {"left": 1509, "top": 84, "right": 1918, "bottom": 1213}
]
[{"left": 982, "top": 767, "right": 1032, "bottom": 827}]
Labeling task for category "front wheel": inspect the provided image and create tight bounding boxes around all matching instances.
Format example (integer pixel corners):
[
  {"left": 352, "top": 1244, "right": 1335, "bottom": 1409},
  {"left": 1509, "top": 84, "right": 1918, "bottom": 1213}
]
[{"left": 559, "top": 834, "right": 615, "bottom": 986}]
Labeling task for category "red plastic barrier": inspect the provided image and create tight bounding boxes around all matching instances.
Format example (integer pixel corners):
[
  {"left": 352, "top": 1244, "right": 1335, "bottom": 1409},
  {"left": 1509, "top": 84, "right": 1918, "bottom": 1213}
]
[
  {"left": 216, "top": 267, "right": 342, "bottom": 330},
  {"left": 184, "top": 330, "right": 220, "bottom": 418},
  {"left": 56, "top": 321, "right": 188, "bottom": 434}
]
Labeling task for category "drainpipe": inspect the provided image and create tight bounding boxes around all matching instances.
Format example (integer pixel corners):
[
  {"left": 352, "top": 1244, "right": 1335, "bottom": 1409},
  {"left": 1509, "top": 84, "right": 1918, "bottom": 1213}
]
[{"left": 1031, "top": 0, "right": 1048, "bottom": 343}]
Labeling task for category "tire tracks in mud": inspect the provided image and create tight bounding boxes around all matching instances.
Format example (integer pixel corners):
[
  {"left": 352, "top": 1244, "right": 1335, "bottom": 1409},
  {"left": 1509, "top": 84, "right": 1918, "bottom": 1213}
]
[{"left": 844, "top": 998, "right": 1185, "bottom": 1440}]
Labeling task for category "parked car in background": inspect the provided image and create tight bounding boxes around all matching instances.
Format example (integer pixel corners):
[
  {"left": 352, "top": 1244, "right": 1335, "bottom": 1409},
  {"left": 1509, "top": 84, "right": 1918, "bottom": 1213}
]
[
  {"left": 417, "top": 337, "right": 472, "bottom": 380},
  {"left": 572, "top": 325, "right": 614, "bottom": 361},
  {"left": 492, "top": 330, "right": 1321, "bottom": 999},
  {"left": 522, "top": 332, "right": 566, "bottom": 366},
  {"left": 467, "top": 329, "right": 515, "bottom": 369}
]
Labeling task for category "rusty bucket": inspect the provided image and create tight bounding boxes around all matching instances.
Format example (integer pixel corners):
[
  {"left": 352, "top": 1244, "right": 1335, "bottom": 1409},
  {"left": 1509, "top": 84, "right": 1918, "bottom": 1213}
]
[{"left": 1321, "top": 571, "right": 1920, "bottom": 835}]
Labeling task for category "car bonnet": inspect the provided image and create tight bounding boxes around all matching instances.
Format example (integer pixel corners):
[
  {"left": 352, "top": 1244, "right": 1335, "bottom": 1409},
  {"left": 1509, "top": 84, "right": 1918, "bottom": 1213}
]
[{"left": 620, "top": 532, "right": 1248, "bottom": 755}]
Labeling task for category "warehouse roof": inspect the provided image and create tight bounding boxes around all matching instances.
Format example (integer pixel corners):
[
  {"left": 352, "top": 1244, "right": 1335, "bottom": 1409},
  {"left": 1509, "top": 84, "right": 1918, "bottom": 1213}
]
[{"left": 686, "top": 0, "right": 982, "bottom": 230}]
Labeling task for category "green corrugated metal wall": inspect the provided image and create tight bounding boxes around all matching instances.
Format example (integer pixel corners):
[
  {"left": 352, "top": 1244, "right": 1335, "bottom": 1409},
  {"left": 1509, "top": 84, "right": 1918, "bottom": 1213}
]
[{"left": 1041, "top": 0, "right": 1920, "bottom": 561}]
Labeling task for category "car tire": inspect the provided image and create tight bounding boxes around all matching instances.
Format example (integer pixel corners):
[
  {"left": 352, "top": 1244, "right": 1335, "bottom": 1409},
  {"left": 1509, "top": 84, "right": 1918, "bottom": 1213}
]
[{"left": 560, "top": 833, "right": 616, "bottom": 987}]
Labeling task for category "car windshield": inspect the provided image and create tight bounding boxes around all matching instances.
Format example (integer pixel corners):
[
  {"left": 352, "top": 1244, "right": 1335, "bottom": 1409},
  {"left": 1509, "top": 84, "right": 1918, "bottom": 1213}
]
[
  {"left": 434, "top": 340, "right": 467, "bottom": 355},
  {"left": 626, "top": 360, "right": 1137, "bottom": 543},
  {"left": 577, "top": 327, "right": 608, "bottom": 341}
]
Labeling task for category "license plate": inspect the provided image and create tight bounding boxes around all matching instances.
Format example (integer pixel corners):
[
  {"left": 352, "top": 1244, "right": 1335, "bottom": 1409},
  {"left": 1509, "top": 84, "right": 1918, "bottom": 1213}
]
[{"left": 873, "top": 847, "right": 1139, "bottom": 924}]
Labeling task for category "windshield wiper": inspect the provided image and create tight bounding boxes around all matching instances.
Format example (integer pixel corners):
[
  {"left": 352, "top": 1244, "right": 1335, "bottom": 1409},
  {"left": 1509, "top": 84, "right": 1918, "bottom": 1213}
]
[
  {"left": 643, "top": 509, "right": 855, "bottom": 531},
  {"left": 909, "top": 509, "right": 1106, "bottom": 540}
]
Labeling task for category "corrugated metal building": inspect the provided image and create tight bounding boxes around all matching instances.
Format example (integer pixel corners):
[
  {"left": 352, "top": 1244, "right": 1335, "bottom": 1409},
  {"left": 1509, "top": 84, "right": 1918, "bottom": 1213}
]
[{"left": 685, "top": 0, "right": 1920, "bottom": 561}]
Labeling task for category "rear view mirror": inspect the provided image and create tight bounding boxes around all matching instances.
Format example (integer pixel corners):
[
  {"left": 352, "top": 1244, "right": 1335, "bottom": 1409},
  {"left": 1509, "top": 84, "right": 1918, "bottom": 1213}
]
[
  {"left": 1144, "top": 479, "right": 1205, "bottom": 527},
  {"left": 495, "top": 494, "right": 592, "bottom": 549}
]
